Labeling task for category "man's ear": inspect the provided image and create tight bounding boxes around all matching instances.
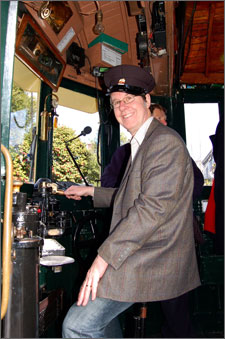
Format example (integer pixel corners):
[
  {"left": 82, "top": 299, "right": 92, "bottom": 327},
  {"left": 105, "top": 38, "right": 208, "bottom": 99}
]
[{"left": 145, "top": 94, "right": 151, "bottom": 108}]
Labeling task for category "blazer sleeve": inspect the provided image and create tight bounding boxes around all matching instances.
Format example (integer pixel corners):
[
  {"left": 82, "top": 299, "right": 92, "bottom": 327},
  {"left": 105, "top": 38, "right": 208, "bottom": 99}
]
[
  {"left": 97, "top": 130, "right": 194, "bottom": 270},
  {"left": 94, "top": 187, "right": 118, "bottom": 208}
]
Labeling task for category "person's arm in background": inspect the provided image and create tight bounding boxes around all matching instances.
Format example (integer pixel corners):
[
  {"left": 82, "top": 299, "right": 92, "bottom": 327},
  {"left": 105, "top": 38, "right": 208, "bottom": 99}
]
[
  {"left": 191, "top": 158, "right": 205, "bottom": 244},
  {"left": 101, "top": 143, "right": 131, "bottom": 188},
  {"left": 192, "top": 159, "right": 204, "bottom": 201}
]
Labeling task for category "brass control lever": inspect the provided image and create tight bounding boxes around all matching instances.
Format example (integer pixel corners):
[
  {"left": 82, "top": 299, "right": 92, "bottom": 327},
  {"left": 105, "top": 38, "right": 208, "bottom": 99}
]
[{"left": 46, "top": 182, "right": 65, "bottom": 195}]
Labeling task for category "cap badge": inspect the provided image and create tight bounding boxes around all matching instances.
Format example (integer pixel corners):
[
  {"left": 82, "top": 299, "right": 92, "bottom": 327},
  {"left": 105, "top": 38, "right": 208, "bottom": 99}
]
[{"left": 118, "top": 78, "right": 126, "bottom": 85}]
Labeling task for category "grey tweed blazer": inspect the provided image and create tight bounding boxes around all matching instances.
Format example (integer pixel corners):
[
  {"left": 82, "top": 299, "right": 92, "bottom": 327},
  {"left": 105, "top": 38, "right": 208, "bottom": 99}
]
[{"left": 94, "top": 118, "right": 201, "bottom": 302}]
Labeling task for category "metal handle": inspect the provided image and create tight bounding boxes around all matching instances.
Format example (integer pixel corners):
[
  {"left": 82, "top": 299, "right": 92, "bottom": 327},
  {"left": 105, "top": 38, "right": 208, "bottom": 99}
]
[{"left": 1, "top": 144, "right": 13, "bottom": 319}]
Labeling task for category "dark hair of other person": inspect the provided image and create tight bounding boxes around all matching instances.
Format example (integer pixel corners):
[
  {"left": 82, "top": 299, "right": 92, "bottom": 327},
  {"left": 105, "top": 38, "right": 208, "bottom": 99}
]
[{"left": 150, "top": 103, "right": 167, "bottom": 114}]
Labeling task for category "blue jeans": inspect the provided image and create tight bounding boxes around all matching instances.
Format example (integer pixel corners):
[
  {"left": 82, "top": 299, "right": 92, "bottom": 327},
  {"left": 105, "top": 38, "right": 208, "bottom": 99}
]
[{"left": 62, "top": 297, "right": 133, "bottom": 338}]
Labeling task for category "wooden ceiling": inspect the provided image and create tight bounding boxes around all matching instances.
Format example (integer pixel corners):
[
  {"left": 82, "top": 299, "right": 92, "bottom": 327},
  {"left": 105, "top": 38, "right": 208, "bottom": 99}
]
[
  {"left": 18, "top": 1, "right": 224, "bottom": 96},
  {"left": 179, "top": 1, "right": 224, "bottom": 85}
]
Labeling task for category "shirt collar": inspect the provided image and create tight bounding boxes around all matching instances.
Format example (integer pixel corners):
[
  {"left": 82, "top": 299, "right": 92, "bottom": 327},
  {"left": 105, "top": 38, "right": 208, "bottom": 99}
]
[
  {"left": 131, "top": 116, "right": 153, "bottom": 146},
  {"left": 130, "top": 116, "right": 153, "bottom": 160}
]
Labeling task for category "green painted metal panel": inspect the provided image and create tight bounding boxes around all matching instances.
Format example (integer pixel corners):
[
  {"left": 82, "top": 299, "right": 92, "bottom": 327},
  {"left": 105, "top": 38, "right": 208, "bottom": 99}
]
[
  {"left": 60, "top": 77, "right": 97, "bottom": 98},
  {"left": 88, "top": 33, "right": 128, "bottom": 54},
  {"left": 199, "top": 255, "right": 224, "bottom": 285},
  {"left": 1, "top": 1, "right": 9, "bottom": 88},
  {"left": 180, "top": 88, "right": 224, "bottom": 104},
  {"left": 98, "top": 94, "right": 120, "bottom": 173}
]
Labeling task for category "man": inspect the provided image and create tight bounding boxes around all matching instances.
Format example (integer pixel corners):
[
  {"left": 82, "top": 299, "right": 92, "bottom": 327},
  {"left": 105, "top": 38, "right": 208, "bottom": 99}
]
[
  {"left": 101, "top": 104, "right": 204, "bottom": 202},
  {"left": 150, "top": 103, "right": 167, "bottom": 125},
  {"left": 204, "top": 115, "right": 224, "bottom": 254},
  {"left": 62, "top": 64, "right": 200, "bottom": 338},
  {"left": 101, "top": 103, "right": 168, "bottom": 188}
]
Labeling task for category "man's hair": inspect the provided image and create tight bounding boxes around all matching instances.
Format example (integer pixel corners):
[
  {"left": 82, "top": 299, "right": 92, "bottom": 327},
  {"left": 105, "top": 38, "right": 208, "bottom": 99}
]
[
  {"left": 140, "top": 93, "right": 148, "bottom": 102},
  {"left": 150, "top": 104, "right": 167, "bottom": 114}
]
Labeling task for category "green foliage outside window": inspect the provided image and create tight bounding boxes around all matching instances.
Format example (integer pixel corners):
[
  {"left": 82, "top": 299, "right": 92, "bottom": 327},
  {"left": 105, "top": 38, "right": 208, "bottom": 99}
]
[
  {"left": 10, "top": 132, "right": 32, "bottom": 181},
  {"left": 10, "top": 84, "right": 100, "bottom": 185},
  {"left": 52, "top": 126, "right": 100, "bottom": 185}
]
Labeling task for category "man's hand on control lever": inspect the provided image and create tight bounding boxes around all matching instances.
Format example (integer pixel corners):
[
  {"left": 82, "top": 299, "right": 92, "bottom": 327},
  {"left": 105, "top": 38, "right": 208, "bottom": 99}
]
[{"left": 64, "top": 185, "right": 94, "bottom": 200}]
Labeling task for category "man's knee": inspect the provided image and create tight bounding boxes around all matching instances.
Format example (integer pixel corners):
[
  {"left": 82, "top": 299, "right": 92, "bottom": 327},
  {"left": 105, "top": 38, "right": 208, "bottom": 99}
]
[
  {"left": 62, "top": 304, "right": 82, "bottom": 338},
  {"left": 62, "top": 300, "right": 104, "bottom": 338},
  {"left": 62, "top": 311, "right": 73, "bottom": 338},
  {"left": 62, "top": 317, "right": 67, "bottom": 338}
]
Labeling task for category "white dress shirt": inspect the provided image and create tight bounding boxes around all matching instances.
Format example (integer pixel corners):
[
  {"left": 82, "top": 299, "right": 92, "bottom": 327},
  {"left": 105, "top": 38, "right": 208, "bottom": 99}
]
[{"left": 130, "top": 117, "right": 153, "bottom": 160}]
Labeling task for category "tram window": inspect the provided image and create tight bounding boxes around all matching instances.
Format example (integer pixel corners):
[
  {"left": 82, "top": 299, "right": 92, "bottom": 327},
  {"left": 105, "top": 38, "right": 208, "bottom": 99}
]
[
  {"left": 55, "top": 106, "right": 101, "bottom": 185},
  {"left": 9, "top": 83, "right": 39, "bottom": 183},
  {"left": 184, "top": 103, "right": 219, "bottom": 185},
  {"left": 120, "top": 125, "right": 130, "bottom": 145}
]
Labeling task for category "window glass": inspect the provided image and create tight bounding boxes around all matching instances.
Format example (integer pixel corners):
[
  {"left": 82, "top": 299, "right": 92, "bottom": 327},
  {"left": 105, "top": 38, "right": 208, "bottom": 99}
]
[
  {"left": 54, "top": 106, "right": 101, "bottom": 185},
  {"left": 9, "top": 83, "right": 38, "bottom": 183},
  {"left": 120, "top": 125, "right": 130, "bottom": 145},
  {"left": 184, "top": 103, "right": 219, "bottom": 185}
]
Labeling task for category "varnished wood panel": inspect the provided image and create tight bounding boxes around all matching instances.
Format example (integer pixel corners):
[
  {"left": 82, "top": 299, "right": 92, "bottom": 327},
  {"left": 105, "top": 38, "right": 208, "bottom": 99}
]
[
  {"left": 181, "top": 0, "right": 224, "bottom": 84},
  {"left": 18, "top": 1, "right": 224, "bottom": 92}
]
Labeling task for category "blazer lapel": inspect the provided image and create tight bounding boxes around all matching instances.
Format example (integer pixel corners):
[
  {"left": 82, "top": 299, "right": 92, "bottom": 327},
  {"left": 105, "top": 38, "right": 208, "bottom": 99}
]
[
  {"left": 119, "top": 119, "right": 160, "bottom": 188},
  {"left": 144, "top": 118, "right": 160, "bottom": 141},
  {"left": 119, "top": 155, "right": 132, "bottom": 187}
]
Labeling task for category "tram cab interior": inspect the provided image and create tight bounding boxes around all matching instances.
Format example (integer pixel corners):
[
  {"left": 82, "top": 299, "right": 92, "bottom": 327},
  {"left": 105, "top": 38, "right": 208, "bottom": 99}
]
[{"left": 1, "top": 1, "right": 224, "bottom": 338}]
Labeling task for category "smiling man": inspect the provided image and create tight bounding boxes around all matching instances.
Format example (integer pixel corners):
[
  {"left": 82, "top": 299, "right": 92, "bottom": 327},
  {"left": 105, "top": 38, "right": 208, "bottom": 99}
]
[{"left": 62, "top": 65, "right": 200, "bottom": 338}]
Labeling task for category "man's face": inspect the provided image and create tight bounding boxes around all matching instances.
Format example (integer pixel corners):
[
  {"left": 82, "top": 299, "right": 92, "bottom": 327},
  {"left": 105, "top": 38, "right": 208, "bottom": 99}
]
[
  {"left": 152, "top": 108, "right": 167, "bottom": 125},
  {"left": 110, "top": 92, "right": 151, "bottom": 136}
]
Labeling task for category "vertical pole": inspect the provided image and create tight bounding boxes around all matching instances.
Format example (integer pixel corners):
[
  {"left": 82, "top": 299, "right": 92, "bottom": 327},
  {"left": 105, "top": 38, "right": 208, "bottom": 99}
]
[
  {"left": 1, "top": 1, "right": 18, "bottom": 148},
  {"left": 36, "top": 82, "right": 52, "bottom": 180},
  {"left": 1, "top": 1, "right": 18, "bottom": 210}
]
